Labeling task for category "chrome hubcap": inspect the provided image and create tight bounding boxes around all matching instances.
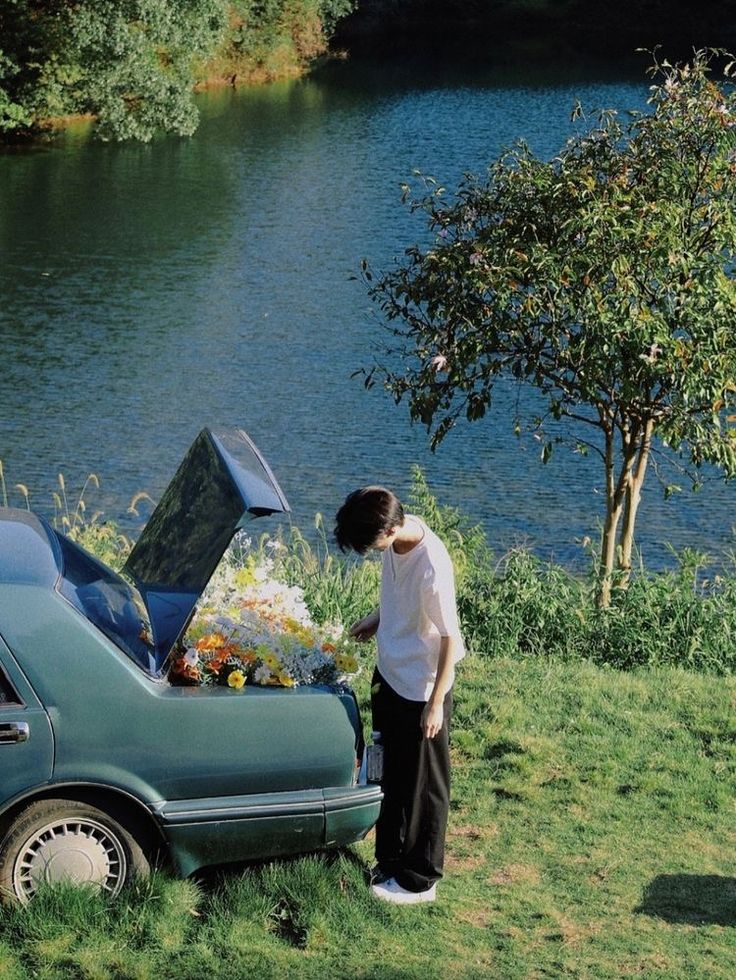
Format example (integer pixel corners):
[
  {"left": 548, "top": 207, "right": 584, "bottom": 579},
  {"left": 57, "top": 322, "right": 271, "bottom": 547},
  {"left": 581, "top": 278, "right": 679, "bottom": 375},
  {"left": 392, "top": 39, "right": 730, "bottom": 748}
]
[{"left": 12, "top": 817, "right": 127, "bottom": 902}]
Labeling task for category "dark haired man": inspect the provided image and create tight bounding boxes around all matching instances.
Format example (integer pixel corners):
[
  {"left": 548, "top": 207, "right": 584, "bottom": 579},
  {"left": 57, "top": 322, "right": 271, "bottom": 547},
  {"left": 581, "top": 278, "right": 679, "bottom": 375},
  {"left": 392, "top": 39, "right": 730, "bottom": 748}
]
[{"left": 334, "top": 486, "right": 465, "bottom": 905}]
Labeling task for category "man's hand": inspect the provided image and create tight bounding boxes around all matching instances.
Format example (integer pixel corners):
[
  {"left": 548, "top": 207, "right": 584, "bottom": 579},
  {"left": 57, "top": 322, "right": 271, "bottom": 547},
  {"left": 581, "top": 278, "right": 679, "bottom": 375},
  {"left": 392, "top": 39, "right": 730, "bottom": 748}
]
[
  {"left": 349, "top": 609, "right": 379, "bottom": 643},
  {"left": 421, "top": 699, "right": 444, "bottom": 739}
]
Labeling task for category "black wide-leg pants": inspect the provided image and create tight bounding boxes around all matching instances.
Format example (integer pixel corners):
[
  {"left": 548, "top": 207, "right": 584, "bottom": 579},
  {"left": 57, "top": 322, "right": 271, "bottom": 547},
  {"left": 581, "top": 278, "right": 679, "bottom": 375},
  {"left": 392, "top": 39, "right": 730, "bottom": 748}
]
[{"left": 370, "top": 668, "right": 452, "bottom": 893}]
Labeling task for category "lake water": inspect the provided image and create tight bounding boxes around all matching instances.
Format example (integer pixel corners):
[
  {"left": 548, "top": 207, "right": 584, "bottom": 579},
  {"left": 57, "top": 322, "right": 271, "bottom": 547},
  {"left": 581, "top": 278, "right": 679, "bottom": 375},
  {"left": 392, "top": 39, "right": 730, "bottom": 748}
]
[{"left": 1, "top": 55, "right": 733, "bottom": 569}]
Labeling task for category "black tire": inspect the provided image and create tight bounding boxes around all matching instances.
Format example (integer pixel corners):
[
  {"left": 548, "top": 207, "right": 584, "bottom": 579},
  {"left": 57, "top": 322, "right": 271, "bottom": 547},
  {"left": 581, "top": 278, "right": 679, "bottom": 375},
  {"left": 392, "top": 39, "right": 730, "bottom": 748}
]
[{"left": 0, "top": 798, "right": 150, "bottom": 905}]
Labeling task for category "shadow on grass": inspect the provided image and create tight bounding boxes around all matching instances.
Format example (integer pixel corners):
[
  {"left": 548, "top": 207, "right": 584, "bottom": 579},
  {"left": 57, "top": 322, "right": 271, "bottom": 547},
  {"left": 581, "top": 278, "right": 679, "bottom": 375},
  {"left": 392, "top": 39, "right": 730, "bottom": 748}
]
[{"left": 636, "top": 874, "right": 736, "bottom": 926}]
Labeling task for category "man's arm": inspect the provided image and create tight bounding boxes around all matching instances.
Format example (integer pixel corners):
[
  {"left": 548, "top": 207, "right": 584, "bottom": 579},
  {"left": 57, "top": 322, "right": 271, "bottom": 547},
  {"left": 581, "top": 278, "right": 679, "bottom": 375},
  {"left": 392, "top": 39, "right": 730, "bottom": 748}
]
[
  {"left": 349, "top": 607, "right": 380, "bottom": 643},
  {"left": 420, "top": 635, "right": 456, "bottom": 739}
]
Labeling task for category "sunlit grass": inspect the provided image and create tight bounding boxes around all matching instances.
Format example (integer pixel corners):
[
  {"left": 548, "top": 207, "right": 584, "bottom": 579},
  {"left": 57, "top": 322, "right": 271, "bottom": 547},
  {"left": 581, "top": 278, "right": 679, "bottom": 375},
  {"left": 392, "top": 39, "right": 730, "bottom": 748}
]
[
  {"left": 1, "top": 466, "right": 735, "bottom": 975},
  {"left": 0, "top": 657, "right": 733, "bottom": 978}
]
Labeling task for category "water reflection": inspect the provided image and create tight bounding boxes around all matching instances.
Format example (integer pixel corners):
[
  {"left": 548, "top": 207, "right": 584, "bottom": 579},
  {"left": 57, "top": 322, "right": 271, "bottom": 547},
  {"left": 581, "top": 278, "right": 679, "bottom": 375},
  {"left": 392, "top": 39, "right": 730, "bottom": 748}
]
[{"left": 0, "top": 56, "right": 733, "bottom": 568}]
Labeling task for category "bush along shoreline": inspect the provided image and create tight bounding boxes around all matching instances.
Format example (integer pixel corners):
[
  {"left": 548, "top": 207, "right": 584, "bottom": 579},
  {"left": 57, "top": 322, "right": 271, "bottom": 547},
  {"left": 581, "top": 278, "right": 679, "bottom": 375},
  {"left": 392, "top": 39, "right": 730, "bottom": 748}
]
[
  {"left": 5, "top": 462, "right": 734, "bottom": 676},
  {"left": 0, "top": 1, "right": 354, "bottom": 143}
]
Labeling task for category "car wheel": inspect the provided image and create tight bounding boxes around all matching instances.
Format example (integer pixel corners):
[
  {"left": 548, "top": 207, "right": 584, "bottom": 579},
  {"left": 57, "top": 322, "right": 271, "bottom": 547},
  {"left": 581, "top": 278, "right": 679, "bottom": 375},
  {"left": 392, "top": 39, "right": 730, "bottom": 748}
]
[{"left": 0, "top": 798, "right": 150, "bottom": 905}]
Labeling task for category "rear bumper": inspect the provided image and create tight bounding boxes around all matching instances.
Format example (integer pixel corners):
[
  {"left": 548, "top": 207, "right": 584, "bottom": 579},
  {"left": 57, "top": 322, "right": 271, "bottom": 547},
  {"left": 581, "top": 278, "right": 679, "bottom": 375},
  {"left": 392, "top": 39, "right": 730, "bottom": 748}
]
[
  {"left": 154, "top": 784, "right": 383, "bottom": 876},
  {"left": 323, "top": 785, "right": 383, "bottom": 847}
]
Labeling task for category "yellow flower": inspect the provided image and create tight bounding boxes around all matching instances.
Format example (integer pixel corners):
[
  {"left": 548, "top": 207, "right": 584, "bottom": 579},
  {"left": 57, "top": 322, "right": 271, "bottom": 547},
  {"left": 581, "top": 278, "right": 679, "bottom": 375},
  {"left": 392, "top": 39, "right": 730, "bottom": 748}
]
[
  {"left": 227, "top": 670, "right": 246, "bottom": 690},
  {"left": 335, "top": 653, "right": 358, "bottom": 674},
  {"left": 263, "top": 652, "right": 281, "bottom": 670},
  {"left": 277, "top": 672, "right": 296, "bottom": 688}
]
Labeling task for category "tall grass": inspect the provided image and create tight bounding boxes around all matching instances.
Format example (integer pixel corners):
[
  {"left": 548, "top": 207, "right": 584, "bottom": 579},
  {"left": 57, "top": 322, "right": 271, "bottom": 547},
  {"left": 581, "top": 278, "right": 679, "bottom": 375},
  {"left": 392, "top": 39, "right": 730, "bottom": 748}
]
[
  {"left": 4, "top": 461, "right": 735, "bottom": 673},
  {"left": 0, "top": 459, "right": 131, "bottom": 568},
  {"left": 271, "top": 469, "right": 736, "bottom": 675},
  {"left": 271, "top": 514, "right": 380, "bottom": 628}
]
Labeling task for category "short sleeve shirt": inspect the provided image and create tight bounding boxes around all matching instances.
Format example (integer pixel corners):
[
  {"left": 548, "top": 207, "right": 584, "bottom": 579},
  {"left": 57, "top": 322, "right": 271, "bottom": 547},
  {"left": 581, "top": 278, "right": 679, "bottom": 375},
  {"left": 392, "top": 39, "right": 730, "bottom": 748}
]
[{"left": 376, "top": 515, "right": 465, "bottom": 701}]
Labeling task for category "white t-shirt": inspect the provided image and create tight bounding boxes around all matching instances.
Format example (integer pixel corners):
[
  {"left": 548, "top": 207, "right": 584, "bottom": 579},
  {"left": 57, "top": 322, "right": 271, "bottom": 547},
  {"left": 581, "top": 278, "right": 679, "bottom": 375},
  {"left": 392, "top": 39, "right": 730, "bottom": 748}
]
[{"left": 376, "top": 515, "right": 465, "bottom": 701}]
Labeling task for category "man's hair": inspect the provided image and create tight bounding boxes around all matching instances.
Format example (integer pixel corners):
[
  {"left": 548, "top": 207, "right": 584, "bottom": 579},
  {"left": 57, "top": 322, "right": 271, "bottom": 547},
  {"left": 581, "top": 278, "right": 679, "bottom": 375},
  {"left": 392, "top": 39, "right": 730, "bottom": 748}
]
[{"left": 334, "top": 486, "right": 405, "bottom": 554}]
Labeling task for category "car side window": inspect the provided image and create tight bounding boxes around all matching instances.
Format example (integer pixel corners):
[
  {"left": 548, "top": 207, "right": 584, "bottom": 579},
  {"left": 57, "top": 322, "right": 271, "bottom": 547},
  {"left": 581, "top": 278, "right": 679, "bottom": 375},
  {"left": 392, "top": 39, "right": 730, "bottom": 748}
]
[{"left": 0, "top": 668, "right": 21, "bottom": 706}]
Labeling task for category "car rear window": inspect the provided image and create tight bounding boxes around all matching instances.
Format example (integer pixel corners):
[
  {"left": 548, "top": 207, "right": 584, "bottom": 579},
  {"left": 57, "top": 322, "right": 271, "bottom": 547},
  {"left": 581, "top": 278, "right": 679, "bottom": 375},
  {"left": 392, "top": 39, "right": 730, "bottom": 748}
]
[{"left": 54, "top": 533, "right": 158, "bottom": 676}]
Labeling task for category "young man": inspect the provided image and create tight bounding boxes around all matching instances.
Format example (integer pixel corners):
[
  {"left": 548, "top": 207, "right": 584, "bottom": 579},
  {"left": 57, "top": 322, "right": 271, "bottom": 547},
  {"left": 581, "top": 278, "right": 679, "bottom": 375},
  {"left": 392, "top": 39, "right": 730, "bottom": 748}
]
[{"left": 334, "top": 486, "right": 465, "bottom": 905}]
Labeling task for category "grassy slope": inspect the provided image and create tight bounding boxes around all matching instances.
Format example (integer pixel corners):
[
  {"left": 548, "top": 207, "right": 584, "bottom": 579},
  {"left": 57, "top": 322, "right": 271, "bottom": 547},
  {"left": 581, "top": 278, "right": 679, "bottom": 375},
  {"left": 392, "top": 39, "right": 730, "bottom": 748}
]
[{"left": 1, "top": 655, "right": 733, "bottom": 978}]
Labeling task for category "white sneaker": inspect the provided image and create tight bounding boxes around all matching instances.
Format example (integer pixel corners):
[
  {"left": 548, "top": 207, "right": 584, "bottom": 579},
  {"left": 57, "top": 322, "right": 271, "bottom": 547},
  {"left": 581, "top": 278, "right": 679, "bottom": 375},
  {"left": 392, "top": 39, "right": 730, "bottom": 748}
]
[{"left": 370, "top": 877, "right": 437, "bottom": 905}]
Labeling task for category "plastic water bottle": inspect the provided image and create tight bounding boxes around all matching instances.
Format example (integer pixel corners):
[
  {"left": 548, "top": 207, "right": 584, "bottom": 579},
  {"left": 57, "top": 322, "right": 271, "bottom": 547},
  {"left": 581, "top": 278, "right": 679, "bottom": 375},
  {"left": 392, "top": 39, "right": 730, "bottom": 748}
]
[{"left": 366, "top": 730, "right": 384, "bottom": 783}]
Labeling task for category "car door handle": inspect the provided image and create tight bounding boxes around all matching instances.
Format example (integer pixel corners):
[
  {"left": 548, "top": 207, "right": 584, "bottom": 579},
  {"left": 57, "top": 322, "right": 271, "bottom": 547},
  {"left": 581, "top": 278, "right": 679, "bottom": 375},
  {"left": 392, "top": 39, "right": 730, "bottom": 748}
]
[{"left": 0, "top": 722, "right": 29, "bottom": 744}]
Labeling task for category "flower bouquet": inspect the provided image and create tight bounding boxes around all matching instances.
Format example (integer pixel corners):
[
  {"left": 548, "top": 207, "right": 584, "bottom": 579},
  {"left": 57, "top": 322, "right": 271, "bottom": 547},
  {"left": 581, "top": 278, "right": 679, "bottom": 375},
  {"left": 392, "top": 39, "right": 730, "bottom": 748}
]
[{"left": 169, "top": 538, "right": 359, "bottom": 689}]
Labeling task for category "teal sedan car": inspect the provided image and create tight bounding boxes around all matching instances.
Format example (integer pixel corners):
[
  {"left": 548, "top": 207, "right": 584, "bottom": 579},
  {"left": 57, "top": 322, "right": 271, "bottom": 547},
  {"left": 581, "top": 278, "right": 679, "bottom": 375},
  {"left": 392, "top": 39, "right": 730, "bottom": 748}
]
[{"left": 0, "top": 427, "right": 381, "bottom": 904}]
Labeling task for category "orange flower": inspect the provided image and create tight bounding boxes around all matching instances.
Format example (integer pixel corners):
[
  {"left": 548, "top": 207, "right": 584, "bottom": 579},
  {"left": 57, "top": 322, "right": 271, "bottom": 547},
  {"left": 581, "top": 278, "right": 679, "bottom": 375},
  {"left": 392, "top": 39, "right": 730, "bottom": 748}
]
[
  {"left": 196, "top": 632, "right": 228, "bottom": 652},
  {"left": 321, "top": 643, "right": 336, "bottom": 653},
  {"left": 171, "top": 657, "right": 201, "bottom": 683}
]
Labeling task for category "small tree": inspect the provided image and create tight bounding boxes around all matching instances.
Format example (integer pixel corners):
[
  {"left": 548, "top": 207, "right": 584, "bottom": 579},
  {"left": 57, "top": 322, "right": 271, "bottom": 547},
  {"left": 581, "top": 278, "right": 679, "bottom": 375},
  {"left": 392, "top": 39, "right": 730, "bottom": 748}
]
[{"left": 364, "top": 49, "right": 736, "bottom": 606}]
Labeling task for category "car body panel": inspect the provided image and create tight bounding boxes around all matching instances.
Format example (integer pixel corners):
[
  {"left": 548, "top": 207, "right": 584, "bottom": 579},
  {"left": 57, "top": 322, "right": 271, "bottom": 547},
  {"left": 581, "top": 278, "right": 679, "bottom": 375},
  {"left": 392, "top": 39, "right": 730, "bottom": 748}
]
[
  {"left": 0, "top": 510, "right": 59, "bottom": 588},
  {"left": 0, "top": 587, "right": 358, "bottom": 801},
  {"left": 323, "top": 786, "right": 385, "bottom": 848},
  {"left": 0, "top": 636, "right": 54, "bottom": 800},
  {"left": 154, "top": 784, "right": 383, "bottom": 875}
]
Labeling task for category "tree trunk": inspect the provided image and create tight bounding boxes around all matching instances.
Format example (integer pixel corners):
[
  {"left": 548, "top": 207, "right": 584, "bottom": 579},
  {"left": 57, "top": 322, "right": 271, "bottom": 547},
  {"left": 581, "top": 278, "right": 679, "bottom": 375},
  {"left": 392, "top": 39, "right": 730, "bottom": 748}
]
[
  {"left": 599, "top": 500, "right": 623, "bottom": 608},
  {"left": 598, "top": 417, "right": 622, "bottom": 608},
  {"left": 596, "top": 415, "right": 638, "bottom": 609},
  {"left": 618, "top": 418, "right": 654, "bottom": 583}
]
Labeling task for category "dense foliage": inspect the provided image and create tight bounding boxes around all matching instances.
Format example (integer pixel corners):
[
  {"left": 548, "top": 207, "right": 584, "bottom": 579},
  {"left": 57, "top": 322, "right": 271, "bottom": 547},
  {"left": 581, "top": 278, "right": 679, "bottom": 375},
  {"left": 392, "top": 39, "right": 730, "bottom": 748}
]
[
  {"left": 0, "top": 0, "right": 354, "bottom": 141},
  {"left": 364, "top": 50, "right": 736, "bottom": 607},
  {"left": 408, "top": 470, "right": 736, "bottom": 675}
]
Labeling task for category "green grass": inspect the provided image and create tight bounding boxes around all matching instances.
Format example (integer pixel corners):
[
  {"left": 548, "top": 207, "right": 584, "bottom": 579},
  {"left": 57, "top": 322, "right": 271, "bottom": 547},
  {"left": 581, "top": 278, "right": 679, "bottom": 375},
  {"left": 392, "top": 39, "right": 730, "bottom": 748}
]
[
  {"left": 2, "top": 656, "right": 734, "bottom": 979},
  {"left": 2, "top": 466, "right": 735, "bottom": 975}
]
